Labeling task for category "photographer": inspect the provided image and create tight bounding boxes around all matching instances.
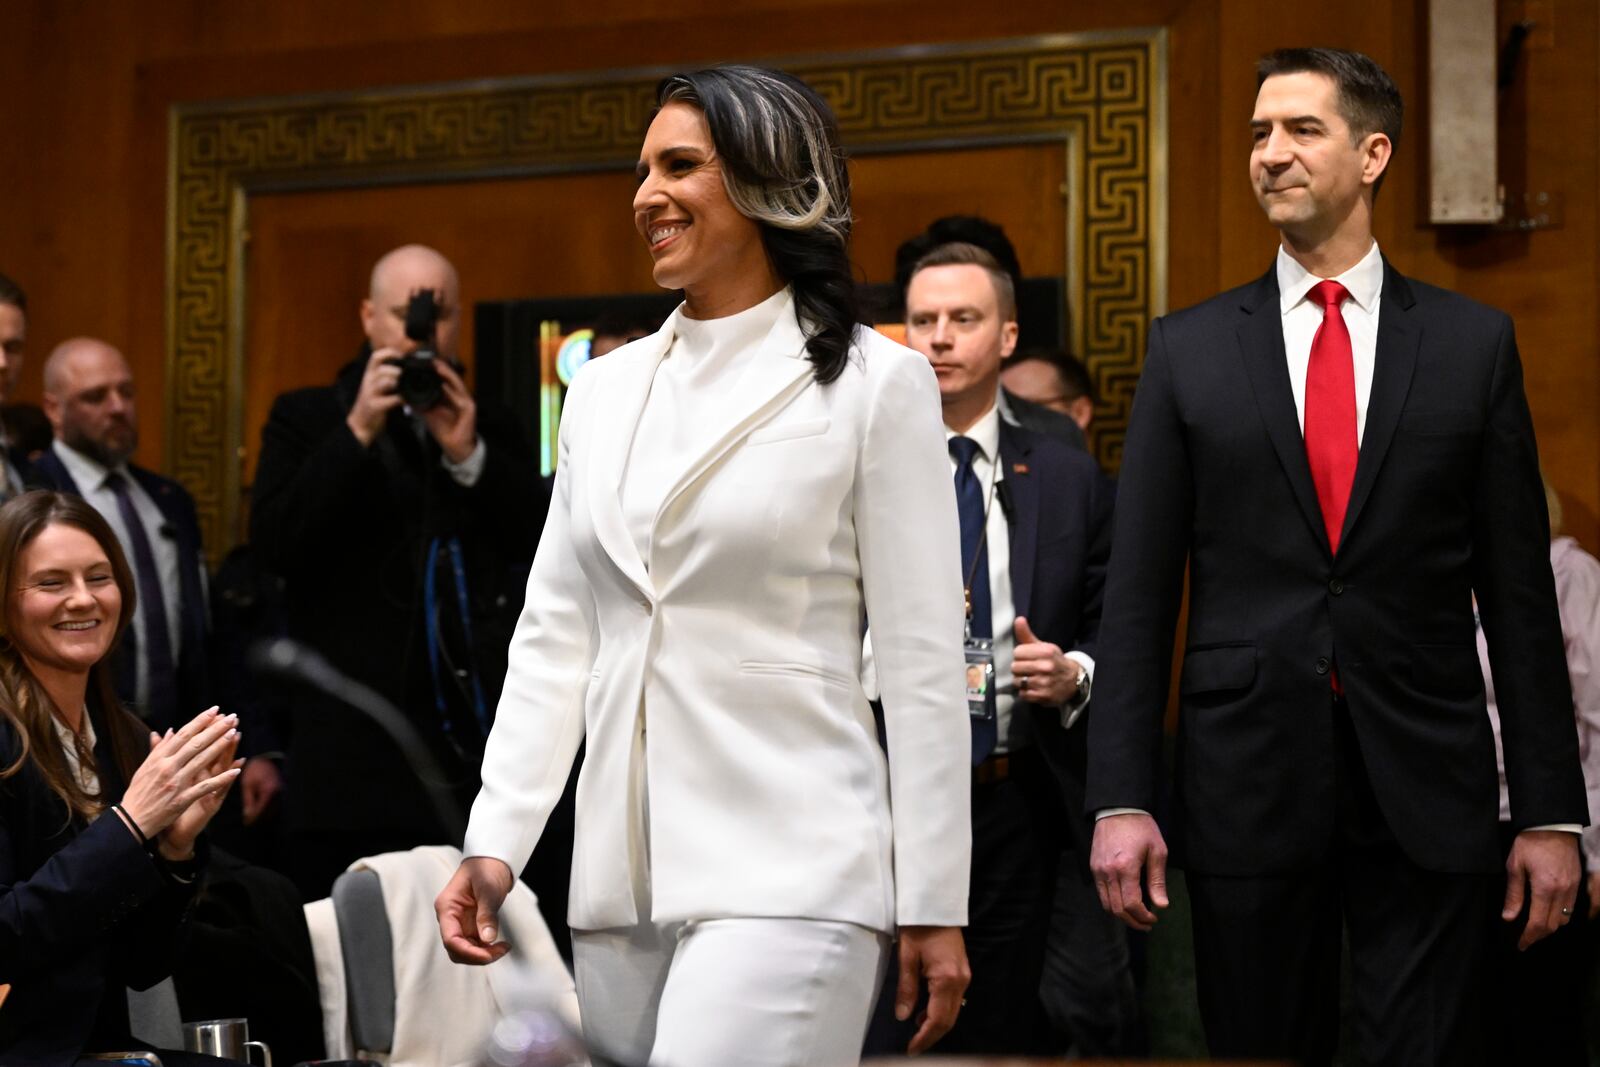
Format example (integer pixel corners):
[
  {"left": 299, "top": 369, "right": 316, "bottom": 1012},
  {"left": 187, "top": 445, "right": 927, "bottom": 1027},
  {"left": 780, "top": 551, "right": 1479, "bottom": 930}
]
[{"left": 251, "top": 244, "right": 546, "bottom": 900}]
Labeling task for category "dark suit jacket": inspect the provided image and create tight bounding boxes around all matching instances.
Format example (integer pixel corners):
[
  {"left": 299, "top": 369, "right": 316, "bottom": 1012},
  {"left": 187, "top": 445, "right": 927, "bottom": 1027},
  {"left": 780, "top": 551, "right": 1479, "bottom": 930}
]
[
  {"left": 250, "top": 353, "right": 546, "bottom": 839},
  {"left": 998, "top": 417, "right": 1113, "bottom": 855},
  {"left": 0, "top": 708, "right": 204, "bottom": 1066},
  {"left": 1085, "top": 260, "right": 1587, "bottom": 876},
  {"left": 31, "top": 451, "right": 211, "bottom": 733},
  {"left": 1003, "top": 388, "right": 1087, "bottom": 451}
]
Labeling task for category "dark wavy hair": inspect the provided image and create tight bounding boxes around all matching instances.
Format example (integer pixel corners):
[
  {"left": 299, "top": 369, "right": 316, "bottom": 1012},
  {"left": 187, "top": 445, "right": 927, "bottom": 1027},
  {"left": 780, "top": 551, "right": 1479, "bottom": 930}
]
[
  {"left": 0, "top": 491, "right": 147, "bottom": 824},
  {"left": 654, "top": 66, "right": 861, "bottom": 384}
]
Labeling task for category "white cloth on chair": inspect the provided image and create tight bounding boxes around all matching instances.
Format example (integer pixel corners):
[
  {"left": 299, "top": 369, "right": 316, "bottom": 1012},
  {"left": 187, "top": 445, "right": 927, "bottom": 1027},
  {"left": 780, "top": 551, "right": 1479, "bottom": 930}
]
[{"left": 302, "top": 845, "right": 580, "bottom": 1066}]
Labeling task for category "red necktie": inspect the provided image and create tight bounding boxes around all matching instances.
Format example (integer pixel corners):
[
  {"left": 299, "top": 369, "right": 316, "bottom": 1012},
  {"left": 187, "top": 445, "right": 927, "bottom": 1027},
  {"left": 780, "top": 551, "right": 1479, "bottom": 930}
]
[{"left": 1303, "top": 280, "right": 1358, "bottom": 554}]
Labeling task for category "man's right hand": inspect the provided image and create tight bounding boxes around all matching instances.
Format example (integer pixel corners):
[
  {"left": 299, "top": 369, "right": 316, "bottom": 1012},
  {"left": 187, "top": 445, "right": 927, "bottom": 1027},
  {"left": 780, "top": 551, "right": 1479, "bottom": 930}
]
[
  {"left": 1090, "top": 811, "right": 1170, "bottom": 931},
  {"left": 436, "top": 856, "right": 515, "bottom": 965},
  {"left": 345, "top": 348, "right": 405, "bottom": 447}
]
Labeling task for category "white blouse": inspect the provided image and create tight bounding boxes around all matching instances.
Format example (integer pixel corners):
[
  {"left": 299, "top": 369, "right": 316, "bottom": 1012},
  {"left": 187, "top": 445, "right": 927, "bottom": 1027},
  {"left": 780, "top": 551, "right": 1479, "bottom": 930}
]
[{"left": 619, "top": 287, "right": 791, "bottom": 566}]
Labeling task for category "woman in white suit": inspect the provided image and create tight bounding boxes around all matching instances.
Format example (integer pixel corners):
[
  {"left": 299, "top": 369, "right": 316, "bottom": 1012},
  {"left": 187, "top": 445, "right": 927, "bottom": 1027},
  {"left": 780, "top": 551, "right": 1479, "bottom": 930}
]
[{"left": 436, "top": 66, "right": 972, "bottom": 1066}]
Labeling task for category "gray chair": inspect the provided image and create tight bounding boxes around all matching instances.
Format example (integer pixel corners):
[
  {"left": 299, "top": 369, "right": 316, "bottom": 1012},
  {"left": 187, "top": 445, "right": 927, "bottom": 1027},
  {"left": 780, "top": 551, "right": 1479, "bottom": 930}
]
[{"left": 329, "top": 867, "right": 397, "bottom": 1057}]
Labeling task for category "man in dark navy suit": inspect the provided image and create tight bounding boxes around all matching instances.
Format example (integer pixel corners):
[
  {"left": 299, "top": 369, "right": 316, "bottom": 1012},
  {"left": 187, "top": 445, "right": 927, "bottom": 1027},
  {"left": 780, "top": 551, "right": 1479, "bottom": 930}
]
[
  {"left": 1087, "top": 49, "right": 1586, "bottom": 1065},
  {"left": 34, "top": 338, "right": 210, "bottom": 735},
  {"left": 867, "top": 241, "right": 1122, "bottom": 1056}
]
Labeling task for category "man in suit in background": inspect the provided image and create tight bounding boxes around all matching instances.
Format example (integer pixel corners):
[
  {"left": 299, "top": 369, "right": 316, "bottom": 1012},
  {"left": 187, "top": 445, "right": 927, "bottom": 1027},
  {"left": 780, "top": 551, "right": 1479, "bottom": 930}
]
[
  {"left": 869, "top": 241, "right": 1122, "bottom": 1055},
  {"left": 251, "top": 244, "right": 546, "bottom": 901},
  {"left": 896, "top": 216, "right": 1087, "bottom": 452},
  {"left": 33, "top": 337, "right": 210, "bottom": 732},
  {"left": 1087, "top": 48, "right": 1586, "bottom": 1065},
  {"left": 0, "top": 272, "right": 35, "bottom": 495},
  {"left": 1002, "top": 349, "right": 1096, "bottom": 437}
]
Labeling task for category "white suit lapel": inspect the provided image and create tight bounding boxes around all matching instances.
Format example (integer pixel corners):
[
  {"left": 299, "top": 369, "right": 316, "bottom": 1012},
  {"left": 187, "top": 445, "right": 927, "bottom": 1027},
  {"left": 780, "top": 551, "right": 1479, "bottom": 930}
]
[
  {"left": 585, "top": 326, "right": 670, "bottom": 600},
  {"left": 651, "top": 289, "right": 815, "bottom": 529}
]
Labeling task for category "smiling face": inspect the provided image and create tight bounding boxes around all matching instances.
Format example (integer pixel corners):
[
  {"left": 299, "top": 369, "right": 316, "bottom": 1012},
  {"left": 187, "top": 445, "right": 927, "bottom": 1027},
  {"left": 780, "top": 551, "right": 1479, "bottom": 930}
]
[
  {"left": 9, "top": 522, "right": 123, "bottom": 679},
  {"left": 1249, "top": 71, "right": 1390, "bottom": 248},
  {"left": 632, "top": 102, "right": 778, "bottom": 316}
]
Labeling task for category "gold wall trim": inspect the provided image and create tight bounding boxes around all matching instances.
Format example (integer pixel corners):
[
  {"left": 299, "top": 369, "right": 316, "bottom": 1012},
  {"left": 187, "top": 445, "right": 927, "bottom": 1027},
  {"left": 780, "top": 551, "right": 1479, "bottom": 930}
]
[{"left": 168, "top": 29, "right": 1167, "bottom": 552}]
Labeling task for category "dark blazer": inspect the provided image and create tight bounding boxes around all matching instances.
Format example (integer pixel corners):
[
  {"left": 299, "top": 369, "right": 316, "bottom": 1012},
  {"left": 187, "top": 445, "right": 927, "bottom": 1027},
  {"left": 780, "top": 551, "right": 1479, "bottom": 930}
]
[
  {"left": 998, "top": 417, "right": 1113, "bottom": 853},
  {"left": 249, "top": 353, "right": 546, "bottom": 840},
  {"left": 1085, "top": 260, "right": 1587, "bottom": 876},
  {"left": 30, "top": 450, "right": 211, "bottom": 732},
  {"left": 0, "top": 709, "right": 204, "bottom": 1066},
  {"left": 1003, "top": 388, "right": 1087, "bottom": 451}
]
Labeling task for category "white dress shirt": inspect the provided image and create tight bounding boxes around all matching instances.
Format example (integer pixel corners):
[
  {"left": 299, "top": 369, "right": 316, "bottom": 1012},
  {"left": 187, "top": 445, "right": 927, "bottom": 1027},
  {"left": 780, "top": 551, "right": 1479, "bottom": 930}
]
[
  {"left": 52, "top": 440, "right": 184, "bottom": 709},
  {"left": 1276, "top": 240, "right": 1384, "bottom": 445}
]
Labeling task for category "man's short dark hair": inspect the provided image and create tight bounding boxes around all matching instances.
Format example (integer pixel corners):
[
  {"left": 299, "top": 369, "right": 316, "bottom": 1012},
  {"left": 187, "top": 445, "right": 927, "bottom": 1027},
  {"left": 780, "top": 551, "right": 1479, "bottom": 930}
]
[
  {"left": 0, "top": 272, "right": 26, "bottom": 313},
  {"left": 895, "top": 216, "right": 1023, "bottom": 299},
  {"left": 1010, "top": 348, "right": 1094, "bottom": 405},
  {"left": 1257, "top": 48, "right": 1403, "bottom": 166},
  {"left": 908, "top": 242, "right": 1017, "bottom": 321}
]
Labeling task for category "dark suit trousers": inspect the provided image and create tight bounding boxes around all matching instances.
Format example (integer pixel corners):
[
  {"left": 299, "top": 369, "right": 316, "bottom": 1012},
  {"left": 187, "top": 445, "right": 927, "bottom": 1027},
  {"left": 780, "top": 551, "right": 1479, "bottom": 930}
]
[
  {"left": 864, "top": 746, "right": 1058, "bottom": 1057},
  {"left": 1186, "top": 696, "right": 1499, "bottom": 1067}
]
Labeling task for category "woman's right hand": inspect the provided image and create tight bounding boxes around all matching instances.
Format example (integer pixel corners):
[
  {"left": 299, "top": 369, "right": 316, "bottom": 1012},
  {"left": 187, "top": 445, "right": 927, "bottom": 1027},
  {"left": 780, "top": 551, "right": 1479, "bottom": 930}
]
[
  {"left": 117, "top": 707, "right": 243, "bottom": 839},
  {"left": 436, "top": 856, "right": 514, "bottom": 965}
]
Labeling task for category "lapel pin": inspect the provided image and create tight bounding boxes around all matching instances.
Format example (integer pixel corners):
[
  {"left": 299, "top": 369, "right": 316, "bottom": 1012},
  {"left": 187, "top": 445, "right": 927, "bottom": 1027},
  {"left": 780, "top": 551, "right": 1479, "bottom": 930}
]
[{"left": 1012, "top": 463, "right": 1030, "bottom": 475}]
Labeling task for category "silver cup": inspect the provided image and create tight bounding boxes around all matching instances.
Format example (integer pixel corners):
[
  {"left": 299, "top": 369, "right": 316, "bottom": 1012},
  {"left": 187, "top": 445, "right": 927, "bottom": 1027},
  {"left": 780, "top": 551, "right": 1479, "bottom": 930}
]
[{"left": 182, "top": 1018, "right": 272, "bottom": 1066}]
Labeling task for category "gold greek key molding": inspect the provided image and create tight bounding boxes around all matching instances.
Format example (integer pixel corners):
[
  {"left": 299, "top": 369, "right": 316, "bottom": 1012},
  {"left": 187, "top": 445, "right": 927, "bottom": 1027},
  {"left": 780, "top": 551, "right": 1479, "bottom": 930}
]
[{"left": 169, "top": 30, "right": 1166, "bottom": 552}]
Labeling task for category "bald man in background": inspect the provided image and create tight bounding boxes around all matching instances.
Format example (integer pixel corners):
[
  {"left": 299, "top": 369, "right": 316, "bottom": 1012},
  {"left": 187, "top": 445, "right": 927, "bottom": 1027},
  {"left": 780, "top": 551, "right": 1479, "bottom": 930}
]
[
  {"left": 33, "top": 337, "right": 212, "bottom": 731},
  {"left": 251, "top": 244, "right": 547, "bottom": 898}
]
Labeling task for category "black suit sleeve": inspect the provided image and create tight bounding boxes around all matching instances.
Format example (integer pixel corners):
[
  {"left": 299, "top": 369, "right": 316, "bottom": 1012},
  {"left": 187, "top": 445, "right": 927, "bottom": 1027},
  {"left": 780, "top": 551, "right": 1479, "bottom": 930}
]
[
  {"left": 250, "top": 392, "right": 384, "bottom": 577},
  {"left": 1071, "top": 465, "right": 1115, "bottom": 661},
  {"left": 0, "top": 810, "right": 170, "bottom": 984},
  {"left": 448, "top": 405, "right": 548, "bottom": 561},
  {"left": 1472, "top": 317, "right": 1589, "bottom": 831},
  {"left": 1084, "top": 317, "right": 1193, "bottom": 814}
]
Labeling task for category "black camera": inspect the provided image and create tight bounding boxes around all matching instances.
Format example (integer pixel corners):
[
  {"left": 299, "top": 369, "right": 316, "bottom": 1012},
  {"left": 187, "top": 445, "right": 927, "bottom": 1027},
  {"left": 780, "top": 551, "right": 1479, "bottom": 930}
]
[{"left": 398, "top": 290, "right": 445, "bottom": 410}]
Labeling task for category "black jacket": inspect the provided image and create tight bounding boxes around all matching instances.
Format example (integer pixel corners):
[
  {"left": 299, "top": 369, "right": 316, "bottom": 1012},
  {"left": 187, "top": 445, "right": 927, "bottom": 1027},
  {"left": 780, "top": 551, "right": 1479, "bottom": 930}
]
[
  {"left": 250, "top": 352, "right": 547, "bottom": 839},
  {"left": 1086, "top": 260, "right": 1587, "bottom": 875},
  {"left": 0, "top": 706, "right": 204, "bottom": 1066}
]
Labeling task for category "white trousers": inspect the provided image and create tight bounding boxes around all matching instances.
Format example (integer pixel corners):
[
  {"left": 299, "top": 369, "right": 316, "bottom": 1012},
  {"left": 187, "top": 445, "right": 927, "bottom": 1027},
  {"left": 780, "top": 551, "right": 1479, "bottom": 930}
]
[{"left": 572, "top": 916, "right": 888, "bottom": 1067}]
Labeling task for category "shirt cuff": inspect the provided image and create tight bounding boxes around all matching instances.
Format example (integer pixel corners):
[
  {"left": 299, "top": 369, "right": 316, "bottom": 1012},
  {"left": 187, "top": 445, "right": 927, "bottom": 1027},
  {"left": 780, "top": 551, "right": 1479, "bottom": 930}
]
[
  {"left": 442, "top": 437, "right": 486, "bottom": 487},
  {"left": 1095, "top": 807, "right": 1150, "bottom": 821},
  {"left": 1059, "top": 651, "right": 1095, "bottom": 729},
  {"left": 1525, "top": 823, "right": 1583, "bottom": 834}
]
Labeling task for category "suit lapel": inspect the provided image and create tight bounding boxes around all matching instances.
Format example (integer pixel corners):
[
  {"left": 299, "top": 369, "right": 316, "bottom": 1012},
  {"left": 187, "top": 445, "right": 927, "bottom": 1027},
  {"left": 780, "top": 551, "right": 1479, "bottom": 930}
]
[
  {"left": 586, "top": 328, "right": 669, "bottom": 599},
  {"left": 1235, "top": 269, "right": 1331, "bottom": 556},
  {"left": 651, "top": 290, "right": 814, "bottom": 526},
  {"left": 1338, "top": 262, "right": 1419, "bottom": 553},
  {"left": 997, "top": 420, "right": 1038, "bottom": 620}
]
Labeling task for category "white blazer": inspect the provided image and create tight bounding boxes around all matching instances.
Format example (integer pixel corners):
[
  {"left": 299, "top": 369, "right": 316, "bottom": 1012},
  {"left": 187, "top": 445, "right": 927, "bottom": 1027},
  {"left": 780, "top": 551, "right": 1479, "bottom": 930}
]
[{"left": 463, "top": 290, "right": 971, "bottom": 934}]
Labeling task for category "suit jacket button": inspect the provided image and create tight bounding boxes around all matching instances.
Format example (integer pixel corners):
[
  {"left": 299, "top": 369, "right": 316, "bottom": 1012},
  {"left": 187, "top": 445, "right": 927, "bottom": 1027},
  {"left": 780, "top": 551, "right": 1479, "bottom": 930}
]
[
  {"left": 1328, "top": 578, "right": 1344, "bottom": 595},
  {"left": 1315, "top": 656, "right": 1331, "bottom": 675}
]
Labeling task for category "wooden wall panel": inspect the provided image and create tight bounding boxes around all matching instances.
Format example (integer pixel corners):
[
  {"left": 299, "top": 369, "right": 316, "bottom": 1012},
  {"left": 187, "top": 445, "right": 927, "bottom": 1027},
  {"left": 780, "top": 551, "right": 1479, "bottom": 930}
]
[
  {"left": 239, "top": 142, "right": 1065, "bottom": 489},
  {"left": 1, "top": 0, "right": 1594, "bottom": 548}
]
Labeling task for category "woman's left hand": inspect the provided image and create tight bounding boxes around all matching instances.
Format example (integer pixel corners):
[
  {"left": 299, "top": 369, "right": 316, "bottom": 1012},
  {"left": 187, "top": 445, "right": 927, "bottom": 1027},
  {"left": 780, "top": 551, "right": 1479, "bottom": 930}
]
[
  {"left": 1011, "top": 616, "right": 1083, "bottom": 706},
  {"left": 153, "top": 726, "right": 243, "bottom": 860}
]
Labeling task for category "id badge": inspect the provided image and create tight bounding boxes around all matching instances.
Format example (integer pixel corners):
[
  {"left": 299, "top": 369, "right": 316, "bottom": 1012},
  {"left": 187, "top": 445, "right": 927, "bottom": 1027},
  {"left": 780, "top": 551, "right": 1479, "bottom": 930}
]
[{"left": 964, "top": 636, "right": 995, "bottom": 720}]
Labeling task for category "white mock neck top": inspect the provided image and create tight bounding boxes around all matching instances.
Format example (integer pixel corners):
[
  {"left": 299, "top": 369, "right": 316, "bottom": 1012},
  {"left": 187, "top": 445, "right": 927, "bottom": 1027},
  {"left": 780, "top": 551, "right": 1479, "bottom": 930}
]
[{"left": 620, "top": 286, "right": 792, "bottom": 566}]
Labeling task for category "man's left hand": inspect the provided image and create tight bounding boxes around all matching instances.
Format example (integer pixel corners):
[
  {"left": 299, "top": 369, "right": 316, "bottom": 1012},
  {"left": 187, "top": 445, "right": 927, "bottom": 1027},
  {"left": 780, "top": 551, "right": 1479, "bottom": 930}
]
[
  {"left": 419, "top": 357, "right": 478, "bottom": 463},
  {"left": 1012, "top": 616, "right": 1082, "bottom": 705},
  {"left": 1503, "top": 828, "right": 1581, "bottom": 950}
]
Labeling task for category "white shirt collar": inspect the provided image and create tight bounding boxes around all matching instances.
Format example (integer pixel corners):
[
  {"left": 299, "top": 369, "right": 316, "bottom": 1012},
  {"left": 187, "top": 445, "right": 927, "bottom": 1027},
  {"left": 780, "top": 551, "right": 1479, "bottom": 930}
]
[
  {"left": 945, "top": 398, "right": 1001, "bottom": 465},
  {"left": 1276, "top": 240, "right": 1384, "bottom": 317},
  {"left": 52, "top": 439, "right": 129, "bottom": 493}
]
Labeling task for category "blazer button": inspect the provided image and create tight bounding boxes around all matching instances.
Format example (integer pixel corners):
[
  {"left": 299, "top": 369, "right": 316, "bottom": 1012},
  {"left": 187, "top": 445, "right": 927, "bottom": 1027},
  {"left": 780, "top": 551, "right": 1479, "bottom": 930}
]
[
  {"left": 1328, "top": 578, "right": 1344, "bottom": 595},
  {"left": 1315, "top": 657, "right": 1331, "bottom": 676}
]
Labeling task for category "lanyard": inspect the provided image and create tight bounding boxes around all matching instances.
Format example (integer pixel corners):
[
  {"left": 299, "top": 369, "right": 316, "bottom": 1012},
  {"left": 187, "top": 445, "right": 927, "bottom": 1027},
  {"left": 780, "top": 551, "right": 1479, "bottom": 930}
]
[{"left": 424, "top": 535, "right": 490, "bottom": 737}]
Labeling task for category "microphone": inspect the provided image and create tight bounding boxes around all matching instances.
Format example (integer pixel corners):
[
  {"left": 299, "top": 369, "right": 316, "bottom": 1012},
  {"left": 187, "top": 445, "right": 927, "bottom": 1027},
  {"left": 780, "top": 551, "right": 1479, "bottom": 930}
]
[
  {"left": 996, "top": 479, "right": 1015, "bottom": 522},
  {"left": 247, "top": 637, "right": 466, "bottom": 840}
]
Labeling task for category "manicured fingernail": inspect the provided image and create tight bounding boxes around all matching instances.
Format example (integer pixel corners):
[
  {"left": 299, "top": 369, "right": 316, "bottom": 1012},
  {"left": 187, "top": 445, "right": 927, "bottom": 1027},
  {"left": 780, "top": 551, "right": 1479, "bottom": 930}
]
[{"left": 225, "top": 728, "right": 238, "bottom": 739}]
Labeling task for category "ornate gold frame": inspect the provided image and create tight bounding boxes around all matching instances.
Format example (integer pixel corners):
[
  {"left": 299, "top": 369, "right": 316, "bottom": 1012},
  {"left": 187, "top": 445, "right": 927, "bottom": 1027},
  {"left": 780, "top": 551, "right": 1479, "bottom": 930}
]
[{"left": 168, "top": 29, "right": 1167, "bottom": 552}]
